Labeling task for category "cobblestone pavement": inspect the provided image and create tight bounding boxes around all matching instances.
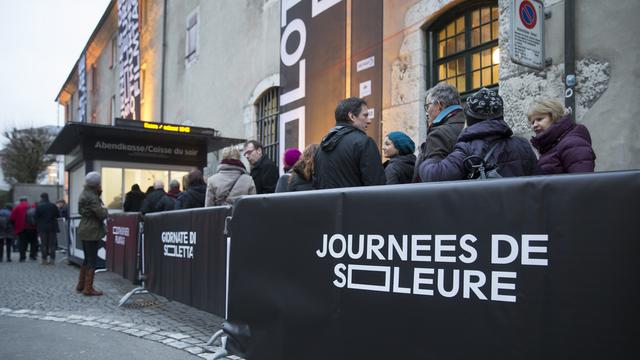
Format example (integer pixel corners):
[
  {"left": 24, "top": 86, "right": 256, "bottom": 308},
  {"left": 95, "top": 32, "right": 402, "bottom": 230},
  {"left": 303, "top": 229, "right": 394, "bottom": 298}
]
[{"left": 0, "top": 253, "right": 240, "bottom": 360}]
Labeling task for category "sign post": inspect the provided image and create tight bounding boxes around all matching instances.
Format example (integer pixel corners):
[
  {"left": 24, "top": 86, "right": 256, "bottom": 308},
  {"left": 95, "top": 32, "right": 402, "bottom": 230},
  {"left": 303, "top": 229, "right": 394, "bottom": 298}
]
[{"left": 510, "top": 0, "right": 545, "bottom": 69}]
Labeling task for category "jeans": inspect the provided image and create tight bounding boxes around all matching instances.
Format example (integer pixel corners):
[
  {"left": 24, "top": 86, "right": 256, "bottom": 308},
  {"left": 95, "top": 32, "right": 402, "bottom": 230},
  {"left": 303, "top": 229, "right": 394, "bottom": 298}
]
[
  {"left": 19, "top": 230, "right": 38, "bottom": 261},
  {"left": 40, "top": 232, "right": 58, "bottom": 261},
  {"left": 82, "top": 240, "right": 99, "bottom": 268}
]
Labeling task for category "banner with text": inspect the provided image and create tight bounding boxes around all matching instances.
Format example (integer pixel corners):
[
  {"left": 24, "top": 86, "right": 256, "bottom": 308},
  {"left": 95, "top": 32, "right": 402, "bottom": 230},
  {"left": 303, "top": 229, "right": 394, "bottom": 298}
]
[
  {"left": 144, "top": 206, "right": 231, "bottom": 317},
  {"left": 106, "top": 213, "right": 140, "bottom": 284},
  {"left": 118, "top": 0, "right": 141, "bottom": 120},
  {"left": 227, "top": 171, "right": 640, "bottom": 360}
]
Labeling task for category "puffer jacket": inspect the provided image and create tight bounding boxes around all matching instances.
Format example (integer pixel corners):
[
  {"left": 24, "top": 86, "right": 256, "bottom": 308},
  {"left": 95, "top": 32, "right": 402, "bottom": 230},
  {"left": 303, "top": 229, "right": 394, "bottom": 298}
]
[
  {"left": 205, "top": 163, "right": 256, "bottom": 206},
  {"left": 314, "top": 122, "right": 386, "bottom": 189},
  {"left": 77, "top": 186, "right": 108, "bottom": 241},
  {"left": 384, "top": 154, "right": 416, "bottom": 184},
  {"left": 414, "top": 109, "right": 465, "bottom": 181},
  {"left": 530, "top": 115, "right": 596, "bottom": 174},
  {"left": 419, "top": 117, "right": 537, "bottom": 182}
]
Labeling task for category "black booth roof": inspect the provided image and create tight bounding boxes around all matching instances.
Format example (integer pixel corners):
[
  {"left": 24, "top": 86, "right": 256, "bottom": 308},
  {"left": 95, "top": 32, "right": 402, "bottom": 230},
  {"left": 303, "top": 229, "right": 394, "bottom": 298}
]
[{"left": 47, "top": 121, "right": 246, "bottom": 155}]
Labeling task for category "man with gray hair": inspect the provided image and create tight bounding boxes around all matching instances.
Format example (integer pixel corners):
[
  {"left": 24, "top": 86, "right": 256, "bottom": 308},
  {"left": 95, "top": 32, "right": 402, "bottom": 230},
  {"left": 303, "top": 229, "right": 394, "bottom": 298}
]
[
  {"left": 414, "top": 82, "right": 466, "bottom": 182},
  {"left": 141, "top": 179, "right": 173, "bottom": 214},
  {"left": 76, "top": 171, "right": 108, "bottom": 296}
]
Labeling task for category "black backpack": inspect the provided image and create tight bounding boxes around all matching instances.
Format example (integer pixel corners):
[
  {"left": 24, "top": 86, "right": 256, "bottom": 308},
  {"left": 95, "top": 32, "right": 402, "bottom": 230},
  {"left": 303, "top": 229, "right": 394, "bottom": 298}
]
[{"left": 463, "top": 142, "right": 503, "bottom": 180}]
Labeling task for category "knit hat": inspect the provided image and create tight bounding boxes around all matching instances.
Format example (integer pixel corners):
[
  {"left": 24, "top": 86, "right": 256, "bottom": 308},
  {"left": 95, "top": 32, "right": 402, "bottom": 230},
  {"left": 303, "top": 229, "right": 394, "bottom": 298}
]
[
  {"left": 283, "top": 148, "right": 302, "bottom": 168},
  {"left": 464, "top": 88, "right": 503, "bottom": 125},
  {"left": 387, "top": 131, "right": 415, "bottom": 155}
]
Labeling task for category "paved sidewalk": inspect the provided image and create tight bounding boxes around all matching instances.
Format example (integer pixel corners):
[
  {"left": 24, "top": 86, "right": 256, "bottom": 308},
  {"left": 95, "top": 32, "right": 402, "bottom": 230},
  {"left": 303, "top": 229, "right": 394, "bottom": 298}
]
[{"left": 0, "top": 254, "right": 238, "bottom": 360}]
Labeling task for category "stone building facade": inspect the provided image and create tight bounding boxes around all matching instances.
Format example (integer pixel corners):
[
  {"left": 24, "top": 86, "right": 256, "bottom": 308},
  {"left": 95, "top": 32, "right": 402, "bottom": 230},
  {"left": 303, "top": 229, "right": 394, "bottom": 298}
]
[{"left": 56, "top": 0, "right": 639, "bottom": 173}]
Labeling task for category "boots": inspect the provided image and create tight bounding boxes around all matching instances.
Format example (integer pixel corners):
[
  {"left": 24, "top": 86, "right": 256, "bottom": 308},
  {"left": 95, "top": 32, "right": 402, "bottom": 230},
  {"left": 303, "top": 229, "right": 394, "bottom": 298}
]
[
  {"left": 76, "top": 266, "right": 87, "bottom": 292},
  {"left": 83, "top": 268, "right": 103, "bottom": 296}
]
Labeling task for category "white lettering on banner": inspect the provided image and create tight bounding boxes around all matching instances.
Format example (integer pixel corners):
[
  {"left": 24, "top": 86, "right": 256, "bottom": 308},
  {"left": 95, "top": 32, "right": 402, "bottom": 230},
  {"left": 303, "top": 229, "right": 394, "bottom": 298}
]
[
  {"left": 161, "top": 231, "right": 197, "bottom": 259},
  {"left": 112, "top": 226, "right": 130, "bottom": 246},
  {"left": 312, "top": 0, "right": 342, "bottom": 18},
  {"left": 317, "top": 233, "right": 549, "bottom": 303}
]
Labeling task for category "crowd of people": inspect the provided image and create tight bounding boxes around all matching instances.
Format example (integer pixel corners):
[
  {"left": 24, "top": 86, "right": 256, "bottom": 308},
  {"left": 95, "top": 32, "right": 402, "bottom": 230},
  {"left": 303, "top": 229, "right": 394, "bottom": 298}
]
[
  {"left": 117, "top": 84, "right": 596, "bottom": 216},
  {"left": 0, "top": 194, "right": 68, "bottom": 264}
]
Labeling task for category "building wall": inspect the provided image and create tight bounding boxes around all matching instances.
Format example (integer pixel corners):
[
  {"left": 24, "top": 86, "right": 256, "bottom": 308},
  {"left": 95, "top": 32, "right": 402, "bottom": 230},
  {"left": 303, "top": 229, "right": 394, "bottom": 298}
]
[{"left": 382, "top": 0, "right": 640, "bottom": 171}]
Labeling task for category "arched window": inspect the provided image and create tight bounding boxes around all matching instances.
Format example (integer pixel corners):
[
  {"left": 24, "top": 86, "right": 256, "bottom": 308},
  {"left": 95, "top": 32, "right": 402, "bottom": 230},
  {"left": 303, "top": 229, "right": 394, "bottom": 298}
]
[
  {"left": 255, "top": 87, "right": 280, "bottom": 163},
  {"left": 428, "top": 2, "right": 499, "bottom": 94}
]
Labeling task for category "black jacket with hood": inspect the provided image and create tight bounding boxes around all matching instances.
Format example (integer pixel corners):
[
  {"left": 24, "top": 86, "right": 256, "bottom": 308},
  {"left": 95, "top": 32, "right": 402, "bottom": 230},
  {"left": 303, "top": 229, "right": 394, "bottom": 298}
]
[
  {"left": 384, "top": 153, "right": 416, "bottom": 184},
  {"left": 313, "top": 122, "right": 386, "bottom": 189}
]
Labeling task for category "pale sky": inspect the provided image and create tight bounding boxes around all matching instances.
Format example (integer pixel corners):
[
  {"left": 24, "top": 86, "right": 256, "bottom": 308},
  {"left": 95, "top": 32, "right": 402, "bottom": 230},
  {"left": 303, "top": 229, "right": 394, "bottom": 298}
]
[{"left": 0, "top": 0, "right": 112, "bottom": 133}]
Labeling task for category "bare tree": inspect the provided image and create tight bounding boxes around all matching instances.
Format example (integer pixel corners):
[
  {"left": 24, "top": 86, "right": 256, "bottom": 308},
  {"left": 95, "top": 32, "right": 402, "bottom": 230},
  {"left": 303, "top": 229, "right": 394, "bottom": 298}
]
[{"left": 1, "top": 127, "right": 55, "bottom": 185}]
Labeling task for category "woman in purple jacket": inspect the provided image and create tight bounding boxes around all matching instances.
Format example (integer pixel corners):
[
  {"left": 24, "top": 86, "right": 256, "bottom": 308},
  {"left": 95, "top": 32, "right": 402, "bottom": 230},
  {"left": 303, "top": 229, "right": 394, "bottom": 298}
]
[{"left": 528, "top": 98, "right": 596, "bottom": 174}]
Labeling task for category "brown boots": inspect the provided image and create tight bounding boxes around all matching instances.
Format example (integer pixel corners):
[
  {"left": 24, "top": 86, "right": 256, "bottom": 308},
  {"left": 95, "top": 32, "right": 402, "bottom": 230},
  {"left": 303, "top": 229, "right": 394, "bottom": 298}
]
[
  {"left": 76, "top": 266, "right": 87, "bottom": 292},
  {"left": 75, "top": 266, "right": 103, "bottom": 296}
]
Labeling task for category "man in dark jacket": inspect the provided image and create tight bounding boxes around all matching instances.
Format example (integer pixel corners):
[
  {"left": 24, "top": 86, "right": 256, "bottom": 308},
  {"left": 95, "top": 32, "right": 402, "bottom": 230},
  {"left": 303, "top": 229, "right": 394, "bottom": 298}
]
[
  {"left": 0, "top": 204, "right": 13, "bottom": 262},
  {"left": 244, "top": 140, "right": 279, "bottom": 194},
  {"left": 414, "top": 82, "right": 466, "bottom": 182},
  {"left": 420, "top": 88, "right": 537, "bottom": 181},
  {"left": 141, "top": 180, "right": 173, "bottom": 214},
  {"left": 123, "top": 184, "right": 145, "bottom": 212},
  {"left": 314, "top": 97, "right": 386, "bottom": 189},
  {"left": 35, "top": 193, "right": 60, "bottom": 265}
]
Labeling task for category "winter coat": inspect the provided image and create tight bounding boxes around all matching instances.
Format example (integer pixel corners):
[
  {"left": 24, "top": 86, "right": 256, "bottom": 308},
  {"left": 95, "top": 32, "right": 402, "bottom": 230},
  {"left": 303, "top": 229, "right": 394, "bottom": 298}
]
[
  {"left": 35, "top": 200, "right": 60, "bottom": 234},
  {"left": 250, "top": 155, "right": 279, "bottom": 194},
  {"left": 166, "top": 188, "right": 182, "bottom": 200},
  {"left": 77, "top": 186, "right": 108, "bottom": 241},
  {"left": 384, "top": 154, "right": 416, "bottom": 184},
  {"left": 0, "top": 208, "right": 13, "bottom": 238},
  {"left": 414, "top": 109, "right": 466, "bottom": 181},
  {"left": 288, "top": 170, "right": 314, "bottom": 192},
  {"left": 530, "top": 115, "right": 596, "bottom": 174},
  {"left": 9, "top": 200, "right": 34, "bottom": 235},
  {"left": 205, "top": 163, "right": 256, "bottom": 206},
  {"left": 141, "top": 189, "right": 167, "bottom": 214},
  {"left": 314, "top": 122, "right": 386, "bottom": 189},
  {"left": 123, "top": 189, "right": 145, "bottom": 212},
  {"left": 419, "top": 118, "right": 537, "bottom": 182},
  {"left": 175, "top": 184, "right": 207, "bottom": 210}
]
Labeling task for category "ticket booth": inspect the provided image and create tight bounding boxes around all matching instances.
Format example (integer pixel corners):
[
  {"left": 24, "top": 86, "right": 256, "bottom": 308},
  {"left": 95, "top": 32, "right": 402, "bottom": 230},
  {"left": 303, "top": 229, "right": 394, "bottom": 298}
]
[{"left": 47, "top": 118, "right": 244, "bottom": 265}]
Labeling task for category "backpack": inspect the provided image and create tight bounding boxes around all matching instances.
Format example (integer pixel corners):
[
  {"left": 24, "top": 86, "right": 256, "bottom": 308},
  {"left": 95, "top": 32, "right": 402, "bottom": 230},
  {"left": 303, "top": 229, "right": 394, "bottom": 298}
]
[
  {"left": 25, "top": 207, "right": 37, "bottom": 226},
  {"left": 463, "top": 142, "right": 503, "bottom": 180}
]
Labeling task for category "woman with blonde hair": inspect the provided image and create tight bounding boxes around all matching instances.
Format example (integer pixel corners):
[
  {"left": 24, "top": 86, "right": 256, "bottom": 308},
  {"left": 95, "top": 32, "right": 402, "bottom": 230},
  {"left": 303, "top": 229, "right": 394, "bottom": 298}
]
[
  {"left": 287, "top": 144, "right": 319, "bottom": 192},
  {"left": 528, "top": 98, "right": 596, "bottom": 174},
  {"left": 205, "top": 146, "right": 256, "bottom": 206}
]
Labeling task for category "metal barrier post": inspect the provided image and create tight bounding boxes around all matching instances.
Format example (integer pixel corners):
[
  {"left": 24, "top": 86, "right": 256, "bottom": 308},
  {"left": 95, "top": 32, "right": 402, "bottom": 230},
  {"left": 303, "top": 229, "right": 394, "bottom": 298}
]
[{"left": 119, "top": 219, "right": 156, "bottom": 306}]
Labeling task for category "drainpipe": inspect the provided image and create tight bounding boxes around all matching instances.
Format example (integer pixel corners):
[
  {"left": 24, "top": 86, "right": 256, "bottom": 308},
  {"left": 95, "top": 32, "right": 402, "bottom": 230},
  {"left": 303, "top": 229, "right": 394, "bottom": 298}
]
[
  {"left": 564, "top": 0, "right": 576, "bottom": 115},
  {"left": 160, "top": 0, "right": 168, "bottom": 123}
]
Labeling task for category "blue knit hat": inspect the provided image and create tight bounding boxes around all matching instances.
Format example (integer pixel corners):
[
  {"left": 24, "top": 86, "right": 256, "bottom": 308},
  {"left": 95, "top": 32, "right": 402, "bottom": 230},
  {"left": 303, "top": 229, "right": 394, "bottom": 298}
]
[{"left": 387, "top": 131, "right": 415, "bottom": 155}]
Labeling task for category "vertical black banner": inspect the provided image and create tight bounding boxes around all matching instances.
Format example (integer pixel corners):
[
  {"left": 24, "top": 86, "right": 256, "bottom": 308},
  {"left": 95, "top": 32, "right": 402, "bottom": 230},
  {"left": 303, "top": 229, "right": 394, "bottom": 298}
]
[
  {"left": 118, "top": 0, "right": 141, "bottom": 120},
  {"left": 351, "top": 0, "right": 383, "bottom": 143},
  {"left": 279, "top": 0, "right": 346, "bottom": 158}
]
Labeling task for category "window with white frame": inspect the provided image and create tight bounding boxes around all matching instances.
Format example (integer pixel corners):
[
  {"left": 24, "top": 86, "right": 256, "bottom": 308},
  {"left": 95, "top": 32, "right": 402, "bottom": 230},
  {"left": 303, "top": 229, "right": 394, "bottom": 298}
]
[{"left": 186, "top": 8, "right": 199, "bottom": 65}]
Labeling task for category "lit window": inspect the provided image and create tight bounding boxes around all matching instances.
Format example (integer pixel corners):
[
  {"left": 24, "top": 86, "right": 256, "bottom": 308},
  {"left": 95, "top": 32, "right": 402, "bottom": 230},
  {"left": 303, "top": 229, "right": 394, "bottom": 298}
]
[
  {"left": 255, "top": 87, "right": 280, "bottom": 164},
  {"left": 186, "top": 8, "right": 199, "bottom": 65},
  {"left": 430, "top": 3, "right": 499, "bottom": 94}
]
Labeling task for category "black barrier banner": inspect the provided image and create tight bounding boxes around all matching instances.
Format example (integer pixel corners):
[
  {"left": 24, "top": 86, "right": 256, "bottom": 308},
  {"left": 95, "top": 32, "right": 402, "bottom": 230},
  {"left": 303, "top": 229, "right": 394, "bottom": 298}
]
[
  {"left": 144, "top": 207, "right": 230, "bottom": 317},
  {"left": 106, "top": 213, "right": 140, "bottom": 284},
  {"left": 228, "top": 171, "right": 640, "bottom": 360}
]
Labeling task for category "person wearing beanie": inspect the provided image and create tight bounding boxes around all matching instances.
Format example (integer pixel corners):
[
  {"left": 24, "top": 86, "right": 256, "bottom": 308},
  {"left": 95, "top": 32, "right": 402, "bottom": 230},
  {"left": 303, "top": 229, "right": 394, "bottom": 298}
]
[
  {"left": 414, "top": 82, "right": 466, "bottom": 182},
  {"left": 419, "top": 88, "right": 537, "bottom": 181},
  {"left": 35, "top": 192, "right": 60, "bottom": 265},
  {"left": 76, "top": 171, "right": 108, "bottom": 296},
  {"left": 383, "top": 131, "right": 416, "bottom": 184},
  {"left": 275, "top": 148, "right": 302, "bottom": 193}
]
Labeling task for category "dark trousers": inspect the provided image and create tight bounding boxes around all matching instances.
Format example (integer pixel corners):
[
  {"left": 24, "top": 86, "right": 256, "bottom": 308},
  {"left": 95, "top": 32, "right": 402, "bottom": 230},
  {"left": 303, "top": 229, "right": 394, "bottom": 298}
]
[
  {"left": 40, "top": 232, "right": 57, "bottom": 261},
  {"left": 0, "top": 236, "right": 12, "bottom": 261},
  {"left": 19, "top": 230, "right": 38, "bottom": 261},
  {"left": 82, "top": 240, "right": 99, "bottom": 268}
]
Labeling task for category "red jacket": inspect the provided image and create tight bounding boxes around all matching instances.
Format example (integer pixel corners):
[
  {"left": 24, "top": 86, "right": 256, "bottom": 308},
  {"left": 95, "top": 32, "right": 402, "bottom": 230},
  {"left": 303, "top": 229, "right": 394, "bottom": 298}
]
[{"left": 9, "top": 200, "right": 35, "bottom": 235}]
